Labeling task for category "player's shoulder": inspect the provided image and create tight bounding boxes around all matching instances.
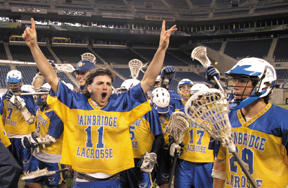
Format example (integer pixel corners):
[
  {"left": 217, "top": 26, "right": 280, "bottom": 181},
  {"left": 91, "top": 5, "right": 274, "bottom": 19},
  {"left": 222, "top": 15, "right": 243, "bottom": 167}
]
[{"left": 268, "top": 104, "right": 288, "bottom": 118}]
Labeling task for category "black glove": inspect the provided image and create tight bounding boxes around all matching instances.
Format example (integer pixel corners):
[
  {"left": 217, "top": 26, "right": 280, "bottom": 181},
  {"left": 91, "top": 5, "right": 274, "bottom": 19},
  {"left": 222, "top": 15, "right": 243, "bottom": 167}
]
[
  {"left": 206, "top": 65, "right": 220, "bottom": 81},
  {"left": 21, "top": 132, "right": 39, "bottom": 149},
  {"left": 161, "top": 66, "right": 175, "bottom": 89}
]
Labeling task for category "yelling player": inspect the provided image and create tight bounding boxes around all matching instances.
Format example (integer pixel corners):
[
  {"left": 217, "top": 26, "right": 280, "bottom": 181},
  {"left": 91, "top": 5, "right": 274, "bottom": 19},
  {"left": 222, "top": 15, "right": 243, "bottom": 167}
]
[
  {"left": 213, "top": 57, "right": 288, "bottom": 188},
  {"left": 23, "top": 18, "right": 177, "bottom": 188}
]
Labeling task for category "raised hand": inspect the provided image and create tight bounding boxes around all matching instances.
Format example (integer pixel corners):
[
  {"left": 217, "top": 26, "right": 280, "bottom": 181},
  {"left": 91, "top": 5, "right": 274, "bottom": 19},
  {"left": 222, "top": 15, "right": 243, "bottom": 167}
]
[
  {"left": 159, "top": 20, "right": 177, "bottom": 50},
  {"left": 22, "top": 18, "right": 37, "bottom": 48}
]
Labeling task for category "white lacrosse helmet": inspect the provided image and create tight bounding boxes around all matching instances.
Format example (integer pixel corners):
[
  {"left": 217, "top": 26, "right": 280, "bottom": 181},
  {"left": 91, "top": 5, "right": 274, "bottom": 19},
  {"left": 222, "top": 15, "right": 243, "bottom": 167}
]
[
  {"left": 40, "top": 83, "right": 51, "bottom": 92},
  {"left": 6, "top": 70, "right": 22, "bottom": 92},
  {"left": 226, "top": 57, "right": 277, "bottom": 109},
  {"left": 190, "top": 83, "right": 209, "bottom": 95},
  {"left": 6, "top": 70, "right": 22, "bottom": 83},
  {"left": 151, "top": 87, "right": 170, "bottom": 114},
  {"left": 177, "top": 79, "right": 193, "bottom": 99},
  {"left": 120, "top": 79, "right": 140, "bottom": 92}
]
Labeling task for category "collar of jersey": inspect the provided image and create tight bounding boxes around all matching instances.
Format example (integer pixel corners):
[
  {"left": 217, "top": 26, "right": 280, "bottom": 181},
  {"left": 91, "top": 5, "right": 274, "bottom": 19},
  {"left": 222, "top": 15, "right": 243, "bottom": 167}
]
[
  {"left": 88, "top": 98, "right": 107, "bottom": 109},
  {"left": 237, "top": 103, "right": 272, "bottom": 128}
]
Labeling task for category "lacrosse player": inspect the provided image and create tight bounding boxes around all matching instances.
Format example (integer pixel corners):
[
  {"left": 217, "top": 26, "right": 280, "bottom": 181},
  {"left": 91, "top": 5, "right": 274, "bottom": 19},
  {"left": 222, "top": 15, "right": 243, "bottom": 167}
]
[
  {"left": 118, "top": 79, "right": 163, "bottom": 188},
  {"left": 23, "top": 18, "right": 177, "bottom": 188},
  {"left": 150, "top": 87, "right": 175, "bottom": 188},
  {"left": 22, "top": 83, "right": 66, "bottom": 188},
  {"left": 1, "top": 70, "right": 37, "bottom": 172},
  {"left": 0, "top": 98, "right": 11, "bottom": 148},
  {"left": 174, "top": 83, "right": 218, "bottom": 188},
  {"left": 213, "top": 57, "right": 288, "bottom": 188},
  {"left": 74, "top": 53, "right": 96, "bottom": 91},
  {"left": 177, "top": 79, "right": 194, "bottom": 105}
]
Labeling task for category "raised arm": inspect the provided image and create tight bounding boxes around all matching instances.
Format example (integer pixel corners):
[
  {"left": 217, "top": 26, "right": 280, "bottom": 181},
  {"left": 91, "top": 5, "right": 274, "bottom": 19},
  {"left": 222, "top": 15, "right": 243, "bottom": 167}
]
[
  {"left": 141, "top": 20, "right": 177, "bottom": 93},
  {"left": 22, "top": 18, "right": 59, "bottom": 93}
]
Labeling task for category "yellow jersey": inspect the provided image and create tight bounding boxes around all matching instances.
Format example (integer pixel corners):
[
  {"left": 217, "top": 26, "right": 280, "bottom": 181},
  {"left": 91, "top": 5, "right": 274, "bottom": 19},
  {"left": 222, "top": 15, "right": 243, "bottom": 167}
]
[
  {"left": 47, "top": 81, "right": 151, "bottom": 174},
  {"left": 1, "top": 93, "right": 36, "bottom": 135},
  {"left": 217, "top": 103, "right": 288, "bottom": 187},
  {"left": 36, "top": 108, "right": 63, "bottom": 155},
  {"left": 130, "top": 108, "right": 162, "bottom": 158}
]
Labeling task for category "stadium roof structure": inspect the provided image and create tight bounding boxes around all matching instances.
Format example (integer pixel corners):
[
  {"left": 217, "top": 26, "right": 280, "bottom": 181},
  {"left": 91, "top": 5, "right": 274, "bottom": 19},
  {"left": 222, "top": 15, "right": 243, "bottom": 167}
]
[{"left": 0, "top": 0, "right": 288, "bottom": 24}]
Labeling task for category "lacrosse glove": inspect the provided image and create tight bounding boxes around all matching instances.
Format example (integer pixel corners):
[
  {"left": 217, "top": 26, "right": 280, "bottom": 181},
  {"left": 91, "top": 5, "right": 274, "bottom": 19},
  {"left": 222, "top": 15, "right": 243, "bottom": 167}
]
[
  {"left": 169, "top": 142, "right": 184, "bottom": 157},
  {"left": 9, "top": 95, "right": 26, "bottom": 110},
  {"left": 160, "top": 66, "right": 175, "bottom": 89},
  {"left": 22, "top": 132, "right": 56, "bottom": 150},
  {"left": 21, "top": 132, "right": 40, "bottom": 150},
  {"left": 139, "top": 152, "right": 157, "bottom": 173},
  {"left": 206, "top": 65, "right": 220, "bottom": 81}
]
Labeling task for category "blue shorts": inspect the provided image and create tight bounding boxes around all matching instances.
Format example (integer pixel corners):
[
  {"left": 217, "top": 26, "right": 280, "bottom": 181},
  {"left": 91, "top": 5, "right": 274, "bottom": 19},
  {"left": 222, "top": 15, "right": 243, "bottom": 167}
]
[
  {"left": 175, "top": 159, "right": 213, "bottom": 188},
  {"left": 74, "top": 179, "right": 121, "bottom": 188},
  {"left": 9, "top": 137, "right": 31, "bottom": 171},
  {"left": 25, "top": 155, "right": 65, "bottom": 187}
]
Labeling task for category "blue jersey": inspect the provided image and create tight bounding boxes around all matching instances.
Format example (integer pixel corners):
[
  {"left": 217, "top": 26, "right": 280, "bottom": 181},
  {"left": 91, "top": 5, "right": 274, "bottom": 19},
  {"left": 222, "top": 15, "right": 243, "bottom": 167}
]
[{"left": 47, "top": 81, "right": 151, "bottom": 174}]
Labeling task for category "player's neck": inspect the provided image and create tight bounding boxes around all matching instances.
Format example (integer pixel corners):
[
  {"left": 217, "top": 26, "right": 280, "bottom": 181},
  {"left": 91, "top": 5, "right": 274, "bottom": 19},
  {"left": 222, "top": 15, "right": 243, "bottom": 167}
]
[{"left": 241, "top": 99, "right": 267, "bottom": 119}]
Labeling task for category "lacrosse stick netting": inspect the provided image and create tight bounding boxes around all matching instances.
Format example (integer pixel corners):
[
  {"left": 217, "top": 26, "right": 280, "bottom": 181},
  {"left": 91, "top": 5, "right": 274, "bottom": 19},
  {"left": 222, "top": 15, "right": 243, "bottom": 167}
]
[
  {"left": 184, "top": 89, "right": 257, "bottom": 188},
  {"left": 191, "top": 46, "right": 224, "bottom": 91},
  {"left": 128, "top": 59, "right": 143, "bottom": 79},
  {"left": 81, "top": 52, "right": 96, "bottom": 64},
  {"left": 164, "top": 111, "right": 190, "bottom": 144},
  {"left": 164, "top": 111, "right": 189, "bottom": 188}
]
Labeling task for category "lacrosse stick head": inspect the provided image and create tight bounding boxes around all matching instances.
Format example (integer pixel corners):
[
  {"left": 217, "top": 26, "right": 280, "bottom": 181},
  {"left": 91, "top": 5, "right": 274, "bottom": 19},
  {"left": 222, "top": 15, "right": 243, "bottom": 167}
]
[
  {"left": 165, "top": 111, "right": 189, "bottom": 144},
  {"left": 55, "top": 64, "right": 75, "bottom": 73},
  {"left": 81, "top": 52, "right": 96, "bottom": 64},
  {"left": 22, "top": 168, "right": 49, "bottom": 180},
  {"left": 191, "top": 46, "right": 211, "bottom": 68},
  {"left": 184, "top": 88, "right": 235, "bottom": 152},
  {"left": 128, "top": 59, "right": 143, "bottom": 79}
]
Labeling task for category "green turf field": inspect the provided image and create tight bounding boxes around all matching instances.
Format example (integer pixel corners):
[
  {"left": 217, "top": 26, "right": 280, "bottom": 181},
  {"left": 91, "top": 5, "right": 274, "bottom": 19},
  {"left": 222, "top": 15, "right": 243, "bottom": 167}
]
[{"left": 277, "top": 104, "right": 288, "bottom": 109}]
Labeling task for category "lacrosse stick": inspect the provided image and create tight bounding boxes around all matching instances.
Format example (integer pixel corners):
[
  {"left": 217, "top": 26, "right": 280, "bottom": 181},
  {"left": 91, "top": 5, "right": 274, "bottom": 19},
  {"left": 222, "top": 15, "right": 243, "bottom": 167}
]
[
  {"left": 15, "top": 92, "right": 49, "bottom": 96},
  {"left": 22, "top": 168, "right": 69, "bottom": 180},
  {"left": 81, "top": 52, "right": 96, "bottom": 64},
  {"left": 128, "top": 59, "right": 143, "bottom": 79},
  {"left": 4, "top": 60, "right": 75, "bottom": 73},
  {"left": 184, "top": 89, "right": 257, "bottom": 188},
  {"left": 164, "top": 111, "right": 189, "bottom": 188},
  {"left": 191, "top": 46, "right": 224, "bottom": 92}
]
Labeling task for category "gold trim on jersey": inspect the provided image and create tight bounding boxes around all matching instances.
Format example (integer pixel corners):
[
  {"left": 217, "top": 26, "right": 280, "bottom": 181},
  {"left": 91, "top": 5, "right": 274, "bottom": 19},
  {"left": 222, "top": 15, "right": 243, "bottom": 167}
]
[{"left": 237, "top": 103, "right": 272, "bottom": 127}]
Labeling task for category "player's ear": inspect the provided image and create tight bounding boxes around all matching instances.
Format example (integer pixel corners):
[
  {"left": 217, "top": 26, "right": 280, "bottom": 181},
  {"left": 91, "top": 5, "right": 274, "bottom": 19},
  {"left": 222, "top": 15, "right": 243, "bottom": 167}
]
[{"left": 87, "top": 84, "right": 92, "bottom": 93}]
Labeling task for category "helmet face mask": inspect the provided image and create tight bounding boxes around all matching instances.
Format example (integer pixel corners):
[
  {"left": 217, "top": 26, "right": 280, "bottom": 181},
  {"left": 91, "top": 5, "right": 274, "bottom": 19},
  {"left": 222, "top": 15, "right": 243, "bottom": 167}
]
[
  {"left": 177, "top": 79, "right": 193, "bottom": 101},
  {"left": 37, "top": 83, "right": 51, "bottom": 108},
  {"left": 225, "top": 57, "right": 276, "bottom": 110}
]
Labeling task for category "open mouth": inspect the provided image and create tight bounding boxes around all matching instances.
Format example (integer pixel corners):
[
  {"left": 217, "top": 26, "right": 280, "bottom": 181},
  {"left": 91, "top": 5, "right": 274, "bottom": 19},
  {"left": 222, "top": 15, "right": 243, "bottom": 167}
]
[{"left": 101, "top": 92, "right": 107, "bottom": 99}]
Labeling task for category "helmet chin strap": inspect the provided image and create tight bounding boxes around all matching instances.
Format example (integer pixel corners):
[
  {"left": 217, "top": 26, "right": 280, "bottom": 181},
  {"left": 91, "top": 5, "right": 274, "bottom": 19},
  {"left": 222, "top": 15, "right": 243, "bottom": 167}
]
[{"left": 229, "top": 90, "right": 266, "bottom": 110}]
